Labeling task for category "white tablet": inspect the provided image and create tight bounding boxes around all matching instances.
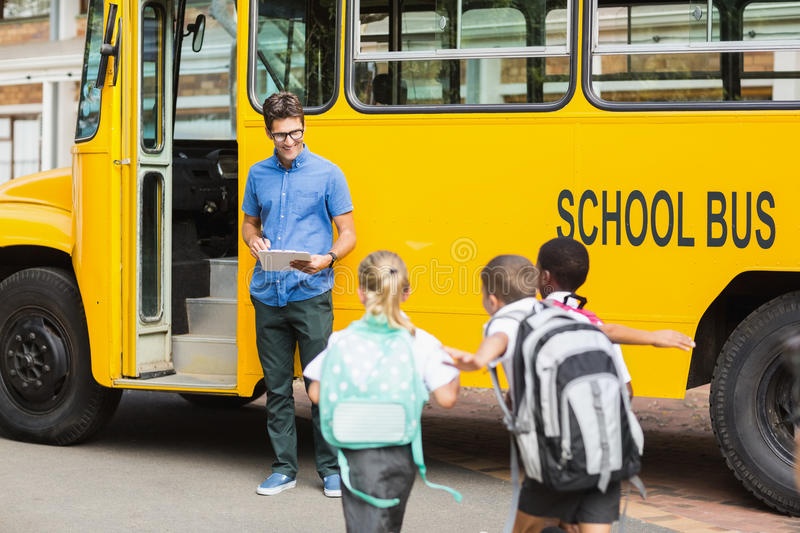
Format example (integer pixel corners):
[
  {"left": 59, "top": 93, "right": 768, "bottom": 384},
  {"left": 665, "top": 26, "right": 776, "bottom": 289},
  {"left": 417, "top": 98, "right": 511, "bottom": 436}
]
[{"left": 257, "top": 250, "right": 312, "bottom": 271}]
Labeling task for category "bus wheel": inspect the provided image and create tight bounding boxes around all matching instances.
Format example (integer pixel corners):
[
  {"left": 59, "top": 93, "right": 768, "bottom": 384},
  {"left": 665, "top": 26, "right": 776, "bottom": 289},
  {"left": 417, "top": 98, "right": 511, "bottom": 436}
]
[
  {"left": 0, "top": 268, "right": 122, "bottom": 445},
  {"left": 710, "top": 291, "right": 800, "bottom": 516},
  {"left": 180, "top": 381, "right": 266, "bottom": 408}
]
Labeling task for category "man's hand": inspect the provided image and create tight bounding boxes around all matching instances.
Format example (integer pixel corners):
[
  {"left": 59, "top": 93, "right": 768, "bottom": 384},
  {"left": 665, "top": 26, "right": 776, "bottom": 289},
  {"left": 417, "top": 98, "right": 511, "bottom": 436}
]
[
  {"left": 242, "top": 214, "right": 270, "bottom": 259},
  {"left": 291, "top": 254, "right": 332, "bottom": 274},
  {"left": 248, "top": 236, "right": 271, "bottom": 259}
]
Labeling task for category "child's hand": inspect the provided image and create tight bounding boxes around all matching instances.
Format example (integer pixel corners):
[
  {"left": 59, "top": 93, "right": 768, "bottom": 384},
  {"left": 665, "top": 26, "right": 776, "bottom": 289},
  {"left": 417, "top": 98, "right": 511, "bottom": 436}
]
[
  {"left": 443, "top": 346, "right": 482, "bottom": 371},
  {"left": 650, "top": 330, "right": 695, "bottom": 350}
]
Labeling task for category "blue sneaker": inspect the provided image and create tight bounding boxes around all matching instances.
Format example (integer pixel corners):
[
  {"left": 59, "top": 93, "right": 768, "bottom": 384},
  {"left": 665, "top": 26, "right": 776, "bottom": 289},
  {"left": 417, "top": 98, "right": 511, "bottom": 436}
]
[
  {"left": 256, "top": 473, "right": 296, "bottom": 496},
  {"left": 323, "top": 474, "right": 342, "bottom": 498}
]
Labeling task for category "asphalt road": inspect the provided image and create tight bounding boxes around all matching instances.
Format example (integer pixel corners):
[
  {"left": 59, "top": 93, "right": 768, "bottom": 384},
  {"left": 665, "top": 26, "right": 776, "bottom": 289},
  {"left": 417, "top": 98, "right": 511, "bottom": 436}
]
[
  {"left": 0, "top": 389, "right": 510, "bottom": 533},
  {"left": 0, "top": 385, "right": 784, "bottom": 533}
]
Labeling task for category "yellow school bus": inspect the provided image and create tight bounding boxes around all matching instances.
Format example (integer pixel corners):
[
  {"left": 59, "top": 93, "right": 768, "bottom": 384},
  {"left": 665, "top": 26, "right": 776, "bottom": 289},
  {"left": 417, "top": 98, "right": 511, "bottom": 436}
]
[{"left": 0, "top": 0, "right": 799, "bottom": 516}]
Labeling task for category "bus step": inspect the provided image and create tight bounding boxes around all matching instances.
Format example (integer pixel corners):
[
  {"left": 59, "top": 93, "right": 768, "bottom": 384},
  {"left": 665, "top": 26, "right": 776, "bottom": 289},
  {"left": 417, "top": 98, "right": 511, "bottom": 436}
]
[
  {"left": 185, "top": 296, "right": 236, "bottom": 337},
  {"left": 114, "top": 372, "right": 236, "bottom": 390},
  {"left": 172, "top": 334, "right": 237, "bottom": 375},
  {"left": 209, "top": 257, "right": 237, "bottom": 298}
]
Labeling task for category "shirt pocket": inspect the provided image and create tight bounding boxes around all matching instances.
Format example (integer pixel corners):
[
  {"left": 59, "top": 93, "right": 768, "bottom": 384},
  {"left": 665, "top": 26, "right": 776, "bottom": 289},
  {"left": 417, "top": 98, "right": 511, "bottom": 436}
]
[{"left": 291, "top": 191, "right": 320, "bottom": 217}]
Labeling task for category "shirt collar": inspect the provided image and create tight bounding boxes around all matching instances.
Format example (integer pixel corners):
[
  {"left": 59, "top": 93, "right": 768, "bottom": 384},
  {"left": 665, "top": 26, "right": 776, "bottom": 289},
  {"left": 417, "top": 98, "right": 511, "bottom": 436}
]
[
  {"left": 546, "top": 291, "right": 584, "bottom": 309},
  {"left": 272, "top": 144, "right": 308, "bottom": 170},
  {"left": 546, "top": 291, "right": 571, "bottom": 303},
  {"left": 495, "top": 297, "right": 538, "bottom": 317}
]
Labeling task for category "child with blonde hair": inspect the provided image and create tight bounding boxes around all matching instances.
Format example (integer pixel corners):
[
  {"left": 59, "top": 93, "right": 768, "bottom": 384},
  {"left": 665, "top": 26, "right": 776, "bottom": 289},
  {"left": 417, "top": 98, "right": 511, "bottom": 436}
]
[{"left": 305, "top": 250, "right": 460, "bottom": 533}]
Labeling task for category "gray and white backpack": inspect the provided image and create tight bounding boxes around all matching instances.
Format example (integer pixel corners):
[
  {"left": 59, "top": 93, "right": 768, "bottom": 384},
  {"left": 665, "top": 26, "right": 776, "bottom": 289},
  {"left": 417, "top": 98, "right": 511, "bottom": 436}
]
[{"left": 489, "top": 301, "right": 645, "bottom": 530}]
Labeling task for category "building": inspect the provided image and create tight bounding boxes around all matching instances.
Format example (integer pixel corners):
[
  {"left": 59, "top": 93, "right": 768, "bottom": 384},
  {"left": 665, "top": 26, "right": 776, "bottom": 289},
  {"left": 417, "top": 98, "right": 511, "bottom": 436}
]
[{"left": 0, "top": 0, "right": 86, "bottom": 184}]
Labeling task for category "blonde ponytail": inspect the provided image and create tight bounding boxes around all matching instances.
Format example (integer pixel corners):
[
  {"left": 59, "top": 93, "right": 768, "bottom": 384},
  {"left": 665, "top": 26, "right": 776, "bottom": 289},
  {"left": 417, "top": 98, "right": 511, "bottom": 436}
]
[{"left": 358, "top": 251, "right": 415, "bottom": 335}]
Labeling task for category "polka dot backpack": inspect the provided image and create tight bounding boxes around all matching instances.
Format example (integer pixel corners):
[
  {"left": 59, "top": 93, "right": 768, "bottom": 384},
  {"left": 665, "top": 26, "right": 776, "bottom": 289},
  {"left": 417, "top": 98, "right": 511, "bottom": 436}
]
[{"left": 319, "top": 313, "right": 462, "bottom": 508}]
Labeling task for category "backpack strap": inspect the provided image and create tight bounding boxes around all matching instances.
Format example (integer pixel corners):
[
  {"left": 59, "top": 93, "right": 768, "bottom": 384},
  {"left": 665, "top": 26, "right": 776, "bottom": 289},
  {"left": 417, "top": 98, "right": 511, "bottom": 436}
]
[
  {"left": 410, "top": 432, "right": 463, "bottom": 503},
  {"left": 547, "top": 299, "right": 603, "bottom": 325},
  {"left": 337, "top": 449, "right": 401, "bottom": 508},
  {"left": 485, "top": 308, "right": 529, "bottom": 341},
  {"left": 335, "top": 430, "right": 464, "bottom": 509},
  {"left": 489, "top": 364, "right": 522, "bottom": 533},
  {"left": 489, "top": 364, "right": 515, "bottom": 431},
  {"left": 616, "top": 476, "right": 647, "bottom": 533},
  {"left": 485, "top": 305, "right": 533, "bottom": 414},
  {"left": 592, "top": 380, "right": 613, "bottom": 493},
  {"left": 562, "top": 291, "right": 588, "bottom": 309}
]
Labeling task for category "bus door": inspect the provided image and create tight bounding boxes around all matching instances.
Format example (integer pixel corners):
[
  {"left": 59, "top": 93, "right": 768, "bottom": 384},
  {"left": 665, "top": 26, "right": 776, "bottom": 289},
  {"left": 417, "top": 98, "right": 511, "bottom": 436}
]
[{"left": 131, "top": 0, "right": 175, "bottom": 378}]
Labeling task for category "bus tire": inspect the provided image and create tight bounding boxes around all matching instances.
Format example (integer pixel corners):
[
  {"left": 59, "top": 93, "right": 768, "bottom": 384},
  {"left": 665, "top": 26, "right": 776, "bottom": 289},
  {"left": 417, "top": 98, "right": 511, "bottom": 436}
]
[
  {"left": 710, "top": 291, "right": 800, "bottom": 516},
  {"left": 180, "top": 380, "right": 266, "bottom": 408},
  {"left": 0, "top": 267, "right": 122, "bottom": 445}
]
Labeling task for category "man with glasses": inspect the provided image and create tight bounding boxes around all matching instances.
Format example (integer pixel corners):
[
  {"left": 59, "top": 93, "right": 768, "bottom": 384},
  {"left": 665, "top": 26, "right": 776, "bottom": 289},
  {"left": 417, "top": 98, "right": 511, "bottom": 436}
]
[{"left": 242, "top": 91, "right": 356, "bottom": 498}]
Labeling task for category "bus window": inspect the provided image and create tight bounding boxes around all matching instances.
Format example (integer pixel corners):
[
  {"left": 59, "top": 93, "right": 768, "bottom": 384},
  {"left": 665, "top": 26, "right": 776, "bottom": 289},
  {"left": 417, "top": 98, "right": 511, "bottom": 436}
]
[
  {"left": 140, "top": 172, "right": 164, "bottom": 321},
  {"left": 75, "top": 0, "right": 106, "bottom": 141},
  {"left": 743, "top": 2, "right": 800, "bottom": 101},
  {"left": 743, "top": 2, "right": 800, "bottom": 43},
  {"left": 174, "top": 0, "right": 237, "bottom": 140},
  {"left": 589, "top": 0, "right": 800, "bottom": 104},
  {"left": 352, "top": 0, "right": 571, "bottom": 108},
  {"left": 141, "top": 3, "right": 166, "bottom": 151},
  {"left": 251, "top": 0, "right": 337, "bottom": 109}
]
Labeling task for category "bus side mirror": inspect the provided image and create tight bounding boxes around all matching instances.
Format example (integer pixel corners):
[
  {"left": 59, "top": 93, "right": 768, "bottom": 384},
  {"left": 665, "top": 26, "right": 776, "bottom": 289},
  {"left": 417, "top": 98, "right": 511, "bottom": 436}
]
[
  {"left": 185, "top": 14, "right": 206, "bottom": 53},
  {"left": 96, "top": 3, "right": 120, "bottom": 88}
]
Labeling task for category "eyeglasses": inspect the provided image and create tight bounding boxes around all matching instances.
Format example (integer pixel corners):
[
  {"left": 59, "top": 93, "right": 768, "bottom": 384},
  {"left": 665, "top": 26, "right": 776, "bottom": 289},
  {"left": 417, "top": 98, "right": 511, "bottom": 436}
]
[{"left": 270, "top": 129, "right": 304, "bottom": 142}]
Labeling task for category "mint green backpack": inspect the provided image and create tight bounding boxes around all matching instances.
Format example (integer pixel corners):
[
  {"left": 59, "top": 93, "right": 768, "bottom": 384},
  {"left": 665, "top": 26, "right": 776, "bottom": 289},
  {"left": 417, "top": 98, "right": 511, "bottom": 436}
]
[{"left": 319, "top": 314, "right": 462, "bottom": 508}]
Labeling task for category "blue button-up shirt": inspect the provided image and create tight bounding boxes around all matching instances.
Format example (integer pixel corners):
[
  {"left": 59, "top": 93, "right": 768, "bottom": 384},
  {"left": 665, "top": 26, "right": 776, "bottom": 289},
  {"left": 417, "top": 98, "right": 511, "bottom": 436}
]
[{"left": 242, "top": 146, "right": 353, "bottom": 307}]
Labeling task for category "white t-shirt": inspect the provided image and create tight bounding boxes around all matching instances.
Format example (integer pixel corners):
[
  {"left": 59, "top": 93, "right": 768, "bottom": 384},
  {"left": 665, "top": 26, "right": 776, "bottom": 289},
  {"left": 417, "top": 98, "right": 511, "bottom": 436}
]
[
  {"left": 484, "top": 297, "right": 540, "bottom": 386},
  {"left": 304, "top": 324, "right": 459, "bottom": 393},
  {"left": 545, "top": 291, "right": 632, "bottom": 384}
]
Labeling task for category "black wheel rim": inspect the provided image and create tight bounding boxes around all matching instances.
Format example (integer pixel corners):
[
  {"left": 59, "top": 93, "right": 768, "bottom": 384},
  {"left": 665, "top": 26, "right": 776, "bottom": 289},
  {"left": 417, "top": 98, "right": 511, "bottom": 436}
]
[
  {"left": 756, "top": 351, "right": 795, "bottom": 467},
  {"left": 1, "top": 309, "right": 70, "bottom": 413}
]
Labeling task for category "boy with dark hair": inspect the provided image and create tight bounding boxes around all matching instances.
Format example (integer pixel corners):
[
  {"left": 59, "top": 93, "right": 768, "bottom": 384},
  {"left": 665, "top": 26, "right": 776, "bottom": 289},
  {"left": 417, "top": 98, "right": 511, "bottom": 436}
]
[
  {"left": 536, "top": 237, "right": 589, "bottom": 297},
  {"left": 537, "top": 237, "right": 694, "bottom": 362}
]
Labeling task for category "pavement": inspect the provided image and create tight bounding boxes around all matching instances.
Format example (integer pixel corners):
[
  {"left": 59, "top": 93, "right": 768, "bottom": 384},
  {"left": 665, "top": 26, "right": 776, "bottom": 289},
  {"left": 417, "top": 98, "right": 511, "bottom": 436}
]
[{"left": 297, "top": 382, "right": 800, "bottom": 532}]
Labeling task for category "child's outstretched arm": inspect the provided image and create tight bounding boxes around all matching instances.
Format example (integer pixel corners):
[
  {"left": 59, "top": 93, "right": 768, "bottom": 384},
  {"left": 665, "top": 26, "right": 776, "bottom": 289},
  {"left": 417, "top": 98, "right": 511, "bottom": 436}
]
[
  {"left": 444, "top": 332, "right": 509, "bottom": 371},
  {"left": 600, "top": 323, "right": 695, "bottom": 350},
  {"left": 431, "top": 377, "right": 460, "bottom": 409}
]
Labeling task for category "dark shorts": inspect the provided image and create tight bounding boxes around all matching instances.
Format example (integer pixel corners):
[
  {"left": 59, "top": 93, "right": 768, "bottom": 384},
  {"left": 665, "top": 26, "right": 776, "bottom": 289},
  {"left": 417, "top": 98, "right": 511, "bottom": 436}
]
[
  {"left": 341, "top": 445, "right": 416, "bottom": 533},
  {"left": 517, "top": 477, "right": 621, "bottom": 525}
]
